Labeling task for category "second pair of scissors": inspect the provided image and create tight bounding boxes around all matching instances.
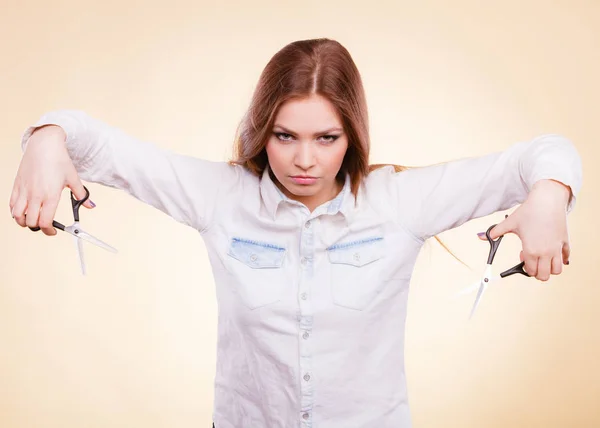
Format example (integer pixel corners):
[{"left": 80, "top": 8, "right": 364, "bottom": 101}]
[
  {"left": 457, "top": 214, "right": 531, "bottom": 319},
  {"left": 29, "top": 186, "right": 117, "bottom": 275}
]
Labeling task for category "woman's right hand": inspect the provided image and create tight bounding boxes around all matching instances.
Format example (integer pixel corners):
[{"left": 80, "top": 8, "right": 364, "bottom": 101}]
[{"left": 9, "top": 125, "right": 95, "bottom": 236}]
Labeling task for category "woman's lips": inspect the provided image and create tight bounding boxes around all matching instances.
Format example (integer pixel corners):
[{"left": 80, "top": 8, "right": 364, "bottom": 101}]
[{"left": 290, "top": 176, "right": 318, "bottom": 185}]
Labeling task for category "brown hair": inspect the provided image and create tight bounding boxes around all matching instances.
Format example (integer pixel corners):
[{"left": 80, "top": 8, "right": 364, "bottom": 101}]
[{"left": 229, "top": 38, "right": 467, "bottom": 268}]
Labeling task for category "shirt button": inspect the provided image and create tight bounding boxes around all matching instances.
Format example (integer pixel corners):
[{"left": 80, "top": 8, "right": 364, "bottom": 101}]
[
  {"left": 353, "top": 252, "right": 360, "bottom": 261},
  {"left": 305, "top": 221, "right": 311, "bottom": 229},
  {"left": 300, "top": 292, "right": 307, "bottom": 300},
  {"left": 302, "top": 412, "right": 309, "bottom": 420},
  {"left": 250, "top": 254, "right": 257, "bottom": 262},
  {"left": 302, "top": 331, "right": 309, "bottom": 340},
  {"left": 300, "top": 257, "right": 308, "bottom": 265},
  {"left": 303, "top": 373, "right": 311, "bottom": 381}
]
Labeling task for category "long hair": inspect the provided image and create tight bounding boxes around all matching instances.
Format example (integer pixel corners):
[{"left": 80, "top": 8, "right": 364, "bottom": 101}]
[{"left": 229, "top": 38, "right": 467, "bottom": 268}]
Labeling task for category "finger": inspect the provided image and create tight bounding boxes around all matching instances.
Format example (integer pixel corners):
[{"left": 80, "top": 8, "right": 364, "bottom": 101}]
[
  {"left": 562, "top": 241, "right": 571, "bottom": 265},
  {"left": 83, "top": 198, "right": 95, "bottom": 209},
  {"left": 488, "top": 225, "right": 502, "bottom": 240},
  {"left": 489, "top": 215, "right": 515, "bottom": 240},
  {"left": 524, "top": 254, "right": 538, "bottom": 278},
  {"left": 536, "top": 256, "right": 552, "bottom": 282},
  {"left": 551, "top": 255, "right": 562, "bottom": 276},
  {"left": 12, "top": 194, "right": 28, "bottom": 227},
  {"left": 66, "top": 173, "right": 95, "bottom": 209},
  {"left": 39, "top": 198, "right": 59, "bottom": 236},
  {"left": 9, "top": 178, "right": 20, "bottom": 214},
  {"left": 25, "top": 198, "right": 42, "bottom": 229}
]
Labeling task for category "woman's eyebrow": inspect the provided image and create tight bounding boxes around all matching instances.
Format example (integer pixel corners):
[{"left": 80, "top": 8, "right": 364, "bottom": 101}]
[{"left": 273, "top": 124, "right": 343, "bottom": 135}]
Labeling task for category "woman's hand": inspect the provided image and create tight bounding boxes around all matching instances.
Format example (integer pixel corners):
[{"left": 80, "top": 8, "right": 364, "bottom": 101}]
[
  {"left": 9, "top": 125, "right": 94, "bottom": 236},
  {"left": 477, "top": 179, "right": 572, "bottom": 281}
]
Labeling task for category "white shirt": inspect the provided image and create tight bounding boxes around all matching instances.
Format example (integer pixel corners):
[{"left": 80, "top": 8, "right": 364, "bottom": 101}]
[{"left": 22, "top": 110, "right": 583, "bottom": 428}]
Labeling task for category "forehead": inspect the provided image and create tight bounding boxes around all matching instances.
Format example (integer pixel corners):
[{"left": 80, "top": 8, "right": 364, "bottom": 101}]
[{"left": 275, "top": 94, "right": 342, "bottom": 130}]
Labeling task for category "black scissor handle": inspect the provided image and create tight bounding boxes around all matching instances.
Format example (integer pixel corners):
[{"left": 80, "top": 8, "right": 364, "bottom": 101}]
[
  {"left": 28, "top": 186, "right": 89, "bottom": 232},
  {"left": 485, "top": 214, "right": 509, "bottom": 265},
  {"left": 485, "top": 223, "right": 504, "bottom": 264},
  {"left": 71, "top": 186, "right": 90, "bottom": 222},
  {"left": 500, "top": 261, "right": 530, "bottom": 278},
  {"left": 485, "top": 214, "right": 531, "bottom": 278},
  {"left": 29, "top": 220, "right": 66, "bottom": 232}
]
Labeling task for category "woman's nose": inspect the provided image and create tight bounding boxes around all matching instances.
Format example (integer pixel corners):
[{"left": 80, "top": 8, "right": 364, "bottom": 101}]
[{"left": 294, "top": 142, "right": 316, "bottom": 169}]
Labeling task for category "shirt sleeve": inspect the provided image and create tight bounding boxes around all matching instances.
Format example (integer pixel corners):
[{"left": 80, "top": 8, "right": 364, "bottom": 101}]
[
  {"left": 20, "top": 109, "right": 243, "bottom": 233},
  {"left": 392, "top": 133, "right": 583, "bottom": 242}
]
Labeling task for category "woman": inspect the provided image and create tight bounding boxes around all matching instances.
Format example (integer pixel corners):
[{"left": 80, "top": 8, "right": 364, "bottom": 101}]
[{"left": 10, "top": 38, "right": 582, "bottom": 427}]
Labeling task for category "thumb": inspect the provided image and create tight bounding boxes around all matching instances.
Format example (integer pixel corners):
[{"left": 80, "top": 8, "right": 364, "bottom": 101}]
[
  {"left": 66, "top": 173, "right": 95, "bottom": 209},
  {"left": 488, "top": 215, "right": 514, "bottom": 240}
]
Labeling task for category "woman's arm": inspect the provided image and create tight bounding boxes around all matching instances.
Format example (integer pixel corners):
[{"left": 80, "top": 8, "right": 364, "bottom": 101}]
[
  {"left": 12, "top": 110, "right": 242, "bottom": 234},
  {"left": 392, "top": 134, "right": 583, "bottom": 243}
]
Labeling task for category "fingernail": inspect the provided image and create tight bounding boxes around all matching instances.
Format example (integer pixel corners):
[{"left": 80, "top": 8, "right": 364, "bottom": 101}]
[
  {"left": 477, "top": 232, "right": 486, "bottom": 237},
  {"left": 566, "top": 260, "right": 570, "bottom": 265},
  {"left": 89, "top": 200, "right": 96, "bottom": 208}
]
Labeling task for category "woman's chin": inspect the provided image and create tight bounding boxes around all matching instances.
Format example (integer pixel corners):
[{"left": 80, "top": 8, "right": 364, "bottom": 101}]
[{"left": 286, "top": 183, "right": 319, "bottom": 196}]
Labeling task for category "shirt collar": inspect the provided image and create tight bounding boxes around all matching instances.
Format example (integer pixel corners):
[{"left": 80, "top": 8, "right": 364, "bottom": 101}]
[{"left": 260, "top": 165, "right": 354, "bottom": 221}]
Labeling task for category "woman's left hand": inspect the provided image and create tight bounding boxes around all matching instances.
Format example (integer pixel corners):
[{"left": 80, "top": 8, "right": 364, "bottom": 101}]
[{"left": 477, "top": 179, "right": 573, "bottom": 281}]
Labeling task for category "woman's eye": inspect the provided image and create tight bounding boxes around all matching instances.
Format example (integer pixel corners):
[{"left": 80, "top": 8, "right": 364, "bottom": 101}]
[
  {"left": 320, "top": 135, "right": 339, "bottom": 144},
  {"left": 274, "top": 132, "right": 339, "bottom": 143},
  {"left": 275, "top": 132, "right": 293, "bottom": 141}
]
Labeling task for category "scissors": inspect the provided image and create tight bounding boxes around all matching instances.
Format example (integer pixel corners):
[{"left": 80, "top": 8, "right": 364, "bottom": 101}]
[
  {"left": 457, "top": 214, "right": 531, "bottom": 319},
  {"left": 28, "top": 186, "right": 117, "bottom": 275}
]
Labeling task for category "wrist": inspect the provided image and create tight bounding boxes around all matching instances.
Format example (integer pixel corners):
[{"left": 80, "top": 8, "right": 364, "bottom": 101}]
[
  {"left": 26, "top": 125, "right": 67, "bottom": 149},
  {"left": 531, "top": 179, "right": 572, "bottom": 207}
]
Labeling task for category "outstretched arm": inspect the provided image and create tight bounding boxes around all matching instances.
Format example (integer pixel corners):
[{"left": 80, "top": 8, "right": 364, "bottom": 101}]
[
  {"left": 393, "top": 133, "right": 582, "bottom": 242},
  {"left": 389, "top": 134, "right": 582, "bottom": 280},
  {"left": 11, "top": 110, "right": 241, "bottom": 234}
]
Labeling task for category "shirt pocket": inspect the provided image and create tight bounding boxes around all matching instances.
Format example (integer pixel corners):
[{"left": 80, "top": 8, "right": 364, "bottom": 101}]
[
  {"left": 225, "top": 237, "right": 288, "bottom": 310},
  {"left": 326, "top": 236, "right": 387, "bottom": 311}
]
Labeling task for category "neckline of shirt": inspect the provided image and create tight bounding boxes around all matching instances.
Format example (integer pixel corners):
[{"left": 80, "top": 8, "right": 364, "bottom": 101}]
[{"left": 259, "top": 164, "right": 354, "bottom": 221}]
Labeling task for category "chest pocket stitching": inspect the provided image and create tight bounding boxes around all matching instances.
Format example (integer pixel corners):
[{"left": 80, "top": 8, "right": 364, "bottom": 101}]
[
  {"left": 326, "top": 236, "right": 385, "bottom": 267},
  {"left": 227, "top": 237, "right": 286, "bottom": 269}
]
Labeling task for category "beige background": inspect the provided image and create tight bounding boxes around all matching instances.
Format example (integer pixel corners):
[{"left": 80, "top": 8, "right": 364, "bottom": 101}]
[{"left": 1, "top": 1, "right": 599, "bottom": 427}]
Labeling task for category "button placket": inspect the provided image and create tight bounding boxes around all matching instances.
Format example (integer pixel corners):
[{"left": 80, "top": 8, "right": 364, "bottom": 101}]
[{"left": 298, "top": 216, "right": 315, "bottom": 426}]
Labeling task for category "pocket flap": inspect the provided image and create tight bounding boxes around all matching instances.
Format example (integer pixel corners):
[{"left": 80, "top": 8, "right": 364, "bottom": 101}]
[
  {"left": 227, "top": 238, "right": 286, "bottom": 269},
  {"left": 327, "top": 238, "right": 385, "bottom": 267}
]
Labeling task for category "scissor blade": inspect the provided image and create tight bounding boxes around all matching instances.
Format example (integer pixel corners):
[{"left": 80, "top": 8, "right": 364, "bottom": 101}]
[
  {"left": 75, "top": 235, "right": 87, "bottom": 275},
  {"left": 64, "top": 226, "right": 118, "bottom": 253},
  {"left": 468, "top": 264, "right": 494, "bottom": 320},
  {"left": 469, "top": 282, "right": 487, "bottom": 320},
  {"left": 456, "top": 279, "right": 482, "bottom": 297},
  {"left": 457, "top": 275, "right": 502, "bottom": 297}
]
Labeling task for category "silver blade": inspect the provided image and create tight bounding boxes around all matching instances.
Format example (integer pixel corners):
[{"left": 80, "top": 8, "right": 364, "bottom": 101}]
[
  {"left": 469, "top": 281, "right": 487, "bottom": 320},
  {"left": 468, "top": 264, "right": 494, "bottom": 320},
  {"left": 456, "top": 275, "right": 501, "bottom": 297},
  {"left": 64, "top": 225, "right": 118, "bottom": 253},
  {"left": 456, "top": 279, "right": 482, "bottom": 297},
  {"left": 75, "top": 234, "right": 87, "bottom": 275}
]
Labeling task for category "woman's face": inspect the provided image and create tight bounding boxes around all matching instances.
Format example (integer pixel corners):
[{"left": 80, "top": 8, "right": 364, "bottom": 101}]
[{"left": 265, "top": 94, "right": 349, "bottom": 211}]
